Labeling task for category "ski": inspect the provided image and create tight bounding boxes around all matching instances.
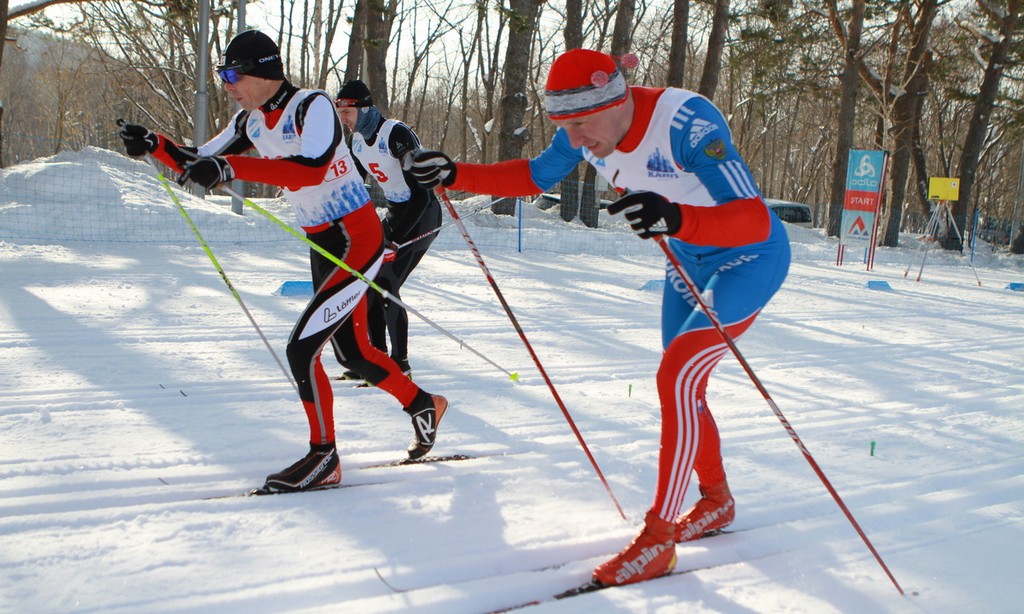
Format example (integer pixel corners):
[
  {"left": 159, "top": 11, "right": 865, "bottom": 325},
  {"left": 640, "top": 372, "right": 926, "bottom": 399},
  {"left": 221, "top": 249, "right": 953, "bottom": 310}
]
[
  {"left": 360, "top": 452, "right": 509, "bottom": 469},
  {"left": 550, "top": 558, "right": 720, "bottom": 599},
  {"left": 201, "top": 481, "right": 380, "bottom": 500},
  {"left": 197, "top": 452, "right": 512, "bottom": 500},
  {"left": 490, "top": 558, "right": 738, "bottom": 612},
  {"left": 487, "top": 529, "right": 747, "bottom": 613},
  {"left": 370, "top": 529, "right": 745, "bottom": 603}
]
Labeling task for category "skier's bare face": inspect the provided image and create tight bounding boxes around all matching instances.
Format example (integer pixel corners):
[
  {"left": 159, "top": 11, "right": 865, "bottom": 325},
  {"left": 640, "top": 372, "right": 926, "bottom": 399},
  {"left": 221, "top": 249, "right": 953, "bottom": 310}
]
[
  {"left": 550, "top": 99, "right": 633, "bottom": 159},
  {"left": 223, "top": 75, "right": 281, "bottom": 111},
  {"left": 336, "top": 106, "right": 358, "bottom": 131}
]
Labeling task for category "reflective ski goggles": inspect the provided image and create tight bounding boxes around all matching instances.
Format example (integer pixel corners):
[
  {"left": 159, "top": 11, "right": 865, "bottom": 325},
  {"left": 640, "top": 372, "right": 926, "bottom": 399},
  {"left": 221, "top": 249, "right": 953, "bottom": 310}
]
[{"left": 216, "top": 59, "right": 255, "bottom": 85}]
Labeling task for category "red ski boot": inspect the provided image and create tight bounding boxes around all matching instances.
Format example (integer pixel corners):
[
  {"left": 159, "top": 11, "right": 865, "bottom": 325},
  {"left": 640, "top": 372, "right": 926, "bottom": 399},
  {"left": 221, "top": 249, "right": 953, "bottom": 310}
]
[
  {"left": 674, "top": 481, "right": 735, "bottom": 542},
  {"left": 593, "top": 511, "right": 677, "bottom": 586}
]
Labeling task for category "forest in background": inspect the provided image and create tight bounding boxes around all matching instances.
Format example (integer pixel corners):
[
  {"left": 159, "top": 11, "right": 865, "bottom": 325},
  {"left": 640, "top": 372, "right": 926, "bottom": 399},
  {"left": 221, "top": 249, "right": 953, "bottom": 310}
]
[{"left": 2, "top": 0, "right": 1023, "bottom": 252}]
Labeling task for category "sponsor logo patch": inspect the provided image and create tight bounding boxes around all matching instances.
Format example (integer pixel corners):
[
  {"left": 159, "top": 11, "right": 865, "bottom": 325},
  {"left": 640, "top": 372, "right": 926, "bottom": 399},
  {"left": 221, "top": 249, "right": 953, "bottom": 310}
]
[
  {"left": 282, "top": 115, "right": 297, "bottom": 141},
  {"left": 688, "top": 117, "right": 719, "bottom": 147},
  {"left": 646, "top": 149, "right": 677, "bottom": 179}
]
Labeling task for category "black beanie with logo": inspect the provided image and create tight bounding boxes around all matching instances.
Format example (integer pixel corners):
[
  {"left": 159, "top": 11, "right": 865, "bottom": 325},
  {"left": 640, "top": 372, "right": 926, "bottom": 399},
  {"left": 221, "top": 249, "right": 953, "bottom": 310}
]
[
  {"left": 219, "top": 30, "right": 285, "bottom": 81},
  {"left": 335, "top": 79, "right": 374, "bottom": 107}
]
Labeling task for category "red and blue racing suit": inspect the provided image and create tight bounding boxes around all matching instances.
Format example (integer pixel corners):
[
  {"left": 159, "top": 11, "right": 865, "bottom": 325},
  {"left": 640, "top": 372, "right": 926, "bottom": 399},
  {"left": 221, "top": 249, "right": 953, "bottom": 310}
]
[{"left": 447, "top": 86, "right": 790, "bottom": 523}]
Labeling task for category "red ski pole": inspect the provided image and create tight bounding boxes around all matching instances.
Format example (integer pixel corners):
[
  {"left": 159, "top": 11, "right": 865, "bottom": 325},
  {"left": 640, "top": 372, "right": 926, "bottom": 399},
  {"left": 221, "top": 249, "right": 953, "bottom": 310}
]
[
  {"left": 654, "top": 235, "right": 905, "bottom": 595},
  {"left": 437, "top": 188, "right": 626, "bottom": 520}
]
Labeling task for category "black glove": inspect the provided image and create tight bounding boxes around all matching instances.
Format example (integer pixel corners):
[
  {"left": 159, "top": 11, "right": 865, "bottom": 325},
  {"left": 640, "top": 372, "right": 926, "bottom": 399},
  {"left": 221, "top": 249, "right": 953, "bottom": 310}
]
[
  {"left": 404, "top": 149, "right": 456, "bottom": 189},
  {"left": 177, "top": 156, "right": 234, "bottom": 190},
  {"left": 607, "top": 191, "right": 682, "bottom": 239},
  {"left": 119, "top": 122, "right": 159, "bottom": 157}
]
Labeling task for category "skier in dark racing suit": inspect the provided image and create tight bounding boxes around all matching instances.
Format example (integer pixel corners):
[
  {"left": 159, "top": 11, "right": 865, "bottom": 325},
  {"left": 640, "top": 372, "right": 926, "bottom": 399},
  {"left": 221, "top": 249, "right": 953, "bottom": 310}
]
[{"left": 118, "top": 30, "right": 448, "bottom": 493}]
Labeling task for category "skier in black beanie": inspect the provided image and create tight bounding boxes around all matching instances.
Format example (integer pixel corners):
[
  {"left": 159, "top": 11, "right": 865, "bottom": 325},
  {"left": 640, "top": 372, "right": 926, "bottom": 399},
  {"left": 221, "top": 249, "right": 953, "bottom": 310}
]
[
  {"left": 118, "top": 31, "right": 450, "bottom": 493},
  {"left": 334, "top": 79, "right": 443, "bottom": 383}
]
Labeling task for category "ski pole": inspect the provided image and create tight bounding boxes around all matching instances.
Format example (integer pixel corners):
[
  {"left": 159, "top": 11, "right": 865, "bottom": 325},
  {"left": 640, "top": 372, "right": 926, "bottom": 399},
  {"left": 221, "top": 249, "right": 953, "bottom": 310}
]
[
  {"left": 435, "top": 187, "right": 626, "bottom": 521},
  {"left": 395, "top": 196, "right": 504, "bottom": 250},
  {"left": 144, "top": 159, "right": 299, "bottom": 396},
  {"left": 654, "top": 235, "right": 905, "bottom": 595},
  {"left": 220, "top": 186, "right": 517, "bottom": 381}
]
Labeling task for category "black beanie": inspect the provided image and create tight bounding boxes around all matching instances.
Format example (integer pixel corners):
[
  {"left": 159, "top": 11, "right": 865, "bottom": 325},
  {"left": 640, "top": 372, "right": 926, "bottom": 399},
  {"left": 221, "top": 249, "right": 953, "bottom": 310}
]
[
  {"left": 335, "top": 79, "right": 373, "bottom": 107},
  {"left": 219, "top": 30, "right": 285, "bottom": 81}
]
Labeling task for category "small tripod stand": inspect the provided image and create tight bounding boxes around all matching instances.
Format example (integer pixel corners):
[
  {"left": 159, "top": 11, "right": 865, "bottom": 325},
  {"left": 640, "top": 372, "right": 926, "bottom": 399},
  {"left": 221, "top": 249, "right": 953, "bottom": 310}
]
[{"left": 904, "top": 200, "right": 981, "bottom": 285}]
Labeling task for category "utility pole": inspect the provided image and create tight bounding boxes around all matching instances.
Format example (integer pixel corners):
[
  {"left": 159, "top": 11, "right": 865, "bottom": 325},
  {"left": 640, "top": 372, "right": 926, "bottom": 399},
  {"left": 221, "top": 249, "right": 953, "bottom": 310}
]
[
  {"left": 194, "top": 0, "right": 210, "bottom": 149},
  {"left": 230, "top": 0, "right": 247, "bottom": 214}
]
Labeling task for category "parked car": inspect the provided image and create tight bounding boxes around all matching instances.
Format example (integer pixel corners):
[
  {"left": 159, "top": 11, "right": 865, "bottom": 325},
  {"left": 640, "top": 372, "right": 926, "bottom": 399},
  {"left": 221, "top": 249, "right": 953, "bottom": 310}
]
[{"left": 764, "top": 198, "right": 813, "bottom": 227}]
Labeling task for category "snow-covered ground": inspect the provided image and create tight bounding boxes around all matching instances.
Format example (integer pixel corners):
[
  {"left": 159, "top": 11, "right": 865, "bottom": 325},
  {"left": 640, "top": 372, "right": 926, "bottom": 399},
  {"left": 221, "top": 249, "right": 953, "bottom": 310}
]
[{"left": 1, "top": 148, "right": 1022, "bottom": 613}]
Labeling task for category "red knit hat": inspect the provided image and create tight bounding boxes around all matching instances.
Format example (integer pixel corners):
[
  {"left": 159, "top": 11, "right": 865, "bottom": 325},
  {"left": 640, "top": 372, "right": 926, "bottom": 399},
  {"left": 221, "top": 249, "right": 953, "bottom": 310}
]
[{"left": 544, "top": 49, "right": 628, "bottom": 120}]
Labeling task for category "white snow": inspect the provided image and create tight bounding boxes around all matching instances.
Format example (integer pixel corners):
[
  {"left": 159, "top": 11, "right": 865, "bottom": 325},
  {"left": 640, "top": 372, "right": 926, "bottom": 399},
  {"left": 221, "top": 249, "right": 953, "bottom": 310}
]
[{"left": 1, "top": 148, "right": 1022, "bottom": 613}]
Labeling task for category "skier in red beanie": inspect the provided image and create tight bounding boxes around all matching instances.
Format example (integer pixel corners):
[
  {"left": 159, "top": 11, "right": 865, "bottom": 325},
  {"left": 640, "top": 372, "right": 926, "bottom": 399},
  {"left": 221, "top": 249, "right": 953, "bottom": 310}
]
[{"left": 407, "top": 48, "right": 790, "bottom": 586}]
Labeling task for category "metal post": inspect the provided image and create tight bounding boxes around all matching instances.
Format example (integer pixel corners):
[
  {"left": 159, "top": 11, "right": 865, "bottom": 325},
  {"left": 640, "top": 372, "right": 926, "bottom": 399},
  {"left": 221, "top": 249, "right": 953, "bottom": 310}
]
[
  {"left": 192, "top": 0, "right": 210, "bottom": 199},
  {"left": 230, "top": 0, "right": 247, "bottom": 214}
]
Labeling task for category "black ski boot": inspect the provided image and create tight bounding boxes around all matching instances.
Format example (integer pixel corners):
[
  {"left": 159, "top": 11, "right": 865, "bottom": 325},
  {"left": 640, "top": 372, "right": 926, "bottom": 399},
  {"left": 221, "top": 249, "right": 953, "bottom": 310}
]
[
  {"left": 404, "top": 390, "right": 448, "bottom": 459},
  {"left": 260, "top": 443, "right": 341, "bottom": 493}
]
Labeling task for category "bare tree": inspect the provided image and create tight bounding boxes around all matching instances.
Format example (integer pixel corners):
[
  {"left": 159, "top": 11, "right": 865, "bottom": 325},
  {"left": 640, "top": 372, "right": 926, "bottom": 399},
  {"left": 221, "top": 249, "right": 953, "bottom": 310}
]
[
  {"left": 557, "top": 0, "right": 585, "bottom": 223},
  {"left": 875, "top": 0, "right": 939, "bottom": 247},
  {"left": 314, "top": 0, "right": 347, "bottom": 89},
  {"left": 345, "top": 0, "right": 367, "bottom": 81},
  {"left": 946, "top": 0, "right": 1021, "bottom": 250},
  {"left": 666, "top": 0, "right": 689, "bottom": 88},
  {"left": 699, "top": 0, "right": 729, "bottom": 100},
  {"left": 395, "top": 1, "right": 463, "bottom": 121},
  {"left": 492, "top": 0, "right": 543, "bottom": 215},
  {"left": 0, "top": 0, "right": 9, "bottom": 166},
  {"left": 364, "top": 0, "right": 398, "bottom": 114},
  {"left": 825, "top": 0, "right": 867, "bottom": 238},
  {"left": 576, "top": 0, "right": 635, "bottom": 227},
  {"left": 9, "top": 0, "right": 1024, "bottom": 241}
]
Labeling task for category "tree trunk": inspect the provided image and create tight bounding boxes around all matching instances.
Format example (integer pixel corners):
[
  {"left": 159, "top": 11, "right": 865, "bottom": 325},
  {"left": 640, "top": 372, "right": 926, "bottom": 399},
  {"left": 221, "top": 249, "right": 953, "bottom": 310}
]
[
  {"left": 880, "top": 0, "right": 936, "bottom": 247},
  {"left": 1011, "top": 226, "right": 1024, "bottom": 254},
  {"left": 698, "top": 0, "right": 729, "bottom": 100},
  {"left": 574, "top": 0, "right": 634, "bottom": 225},
  {"left": 947, "top": 0, "right": 1020, "bottom": 251},
  {"left": 345, "top": 0, "right": 366, "bottom": 81},
  {"left": 493, "top": 0, "right": 542, "bottom": 215},
  {"left": 610, "top": 0, "right": 635, "bottom": 53},
  {"left": 826, "top": 0, "right": 865, "bottom": 238},
  {"left": 666, "top": 0, "right": 689, "bottom": 88},
  {"left": 0, "top": 0, "right": 9, "bottom": 168},
  {"left": 558, "top": 0, "right": 584, "bottom": 222},
  {"left": 364, "top": 0, "right": 397, "bottom": 114}
]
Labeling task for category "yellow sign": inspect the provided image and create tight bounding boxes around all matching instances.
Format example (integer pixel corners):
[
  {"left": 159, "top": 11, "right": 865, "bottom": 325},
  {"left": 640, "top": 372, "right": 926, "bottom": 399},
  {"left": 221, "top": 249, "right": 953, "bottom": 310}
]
[{"left": 928, "top": 177, "right": 960, "bottom": 201}]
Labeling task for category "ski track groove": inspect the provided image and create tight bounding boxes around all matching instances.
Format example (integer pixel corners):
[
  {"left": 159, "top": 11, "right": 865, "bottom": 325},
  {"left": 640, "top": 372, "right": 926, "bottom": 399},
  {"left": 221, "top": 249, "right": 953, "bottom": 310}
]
[
  {"left": 0, "top": 452, "right": 530, "bottom": 526},
  {"left": 339, "top": 521, "right": 824, "bottom": 612}
]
